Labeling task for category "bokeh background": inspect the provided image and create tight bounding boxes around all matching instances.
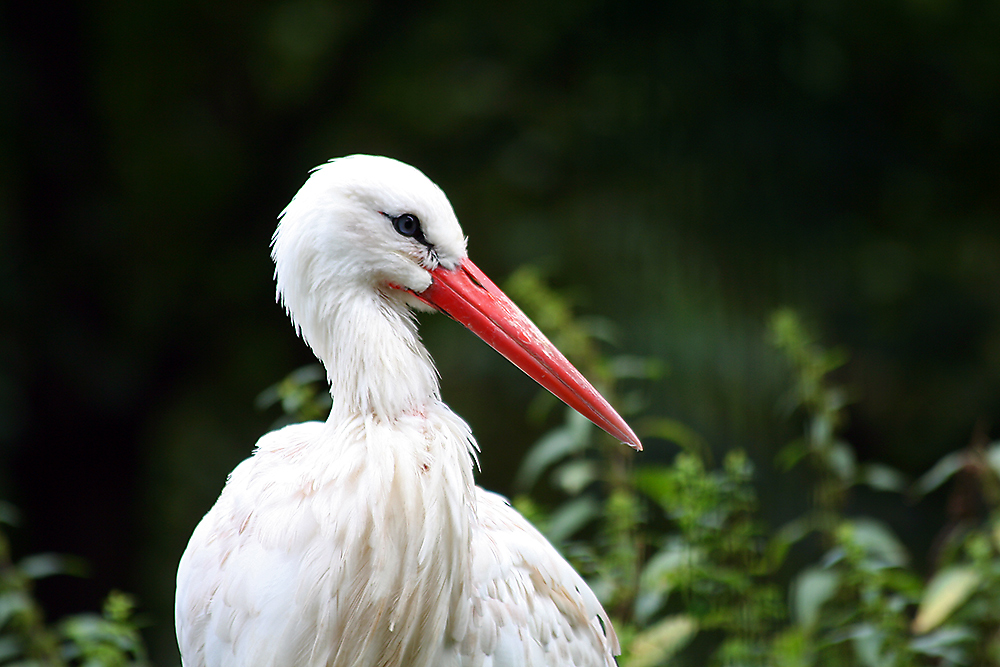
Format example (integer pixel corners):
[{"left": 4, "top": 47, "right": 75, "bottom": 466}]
[{"left": 2, "top": 0, "right": 998, "bottom": 663}]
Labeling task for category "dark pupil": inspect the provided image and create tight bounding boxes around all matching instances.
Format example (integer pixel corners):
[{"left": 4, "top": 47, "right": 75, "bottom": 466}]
[{"left": 394, "top": 214, "right": 419, "bottom": 237}]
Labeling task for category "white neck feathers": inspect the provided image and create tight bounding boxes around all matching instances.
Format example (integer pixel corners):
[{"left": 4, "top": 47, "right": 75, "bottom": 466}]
[{"left": 317, "top": 287, "right": 440, "bottom": 419}]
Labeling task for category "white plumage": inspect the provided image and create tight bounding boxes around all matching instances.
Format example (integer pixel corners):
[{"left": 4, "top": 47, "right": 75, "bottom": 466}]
[{"left": 175, "top": 155, "right": 640, "bottom": 667}]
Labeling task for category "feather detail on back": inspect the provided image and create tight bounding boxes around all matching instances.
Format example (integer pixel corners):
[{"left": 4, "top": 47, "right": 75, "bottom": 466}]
[
  {"left": 176, "top": 415, "right": 618, "bottom": 667},
  {"left": 458, "top": 489, "right": 619, "bottom": 667},
  {"left": 177, "top": 407, "right": 478, "bottom": 667}
]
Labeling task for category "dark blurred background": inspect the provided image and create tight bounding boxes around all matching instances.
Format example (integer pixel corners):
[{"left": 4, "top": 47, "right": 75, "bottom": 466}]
[{"left": 1, "top": 0, "right": 998, "bottom": 663}]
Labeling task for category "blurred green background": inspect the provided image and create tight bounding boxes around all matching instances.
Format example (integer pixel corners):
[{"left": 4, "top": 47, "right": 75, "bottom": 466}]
[{"left": 1, "top": 0, "right": 997, "bottom": 663}]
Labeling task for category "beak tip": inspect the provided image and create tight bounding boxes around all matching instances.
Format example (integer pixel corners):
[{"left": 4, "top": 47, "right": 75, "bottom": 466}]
[{"left": 622, "top": 432, "right": 643, "bottom": 452}]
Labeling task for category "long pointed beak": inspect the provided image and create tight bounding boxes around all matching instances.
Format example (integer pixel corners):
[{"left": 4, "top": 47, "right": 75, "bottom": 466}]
[{"left": 411, "top": 258, "right": 642, "bottom": 451}]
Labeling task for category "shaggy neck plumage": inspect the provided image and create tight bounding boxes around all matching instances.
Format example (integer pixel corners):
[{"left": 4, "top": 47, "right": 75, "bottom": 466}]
[
  {"left": 295, "top": 288, "right": 478, "bottom": 667},
  {"left": 304, "top": 284, "right": 441, "bottom": 420}
]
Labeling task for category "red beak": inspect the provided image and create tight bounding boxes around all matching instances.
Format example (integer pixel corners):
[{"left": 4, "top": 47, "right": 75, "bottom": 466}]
[{"left": 412, "top": 258, "right": 642, "bottom": 451}]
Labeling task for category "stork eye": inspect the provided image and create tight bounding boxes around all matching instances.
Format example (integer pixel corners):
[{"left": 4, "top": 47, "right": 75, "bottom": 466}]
[
  {"left": 384, "top": 212, "right": 431, "bottom": 248},
  {"left": 392, "top": 214, "right": 421, "bottom": 238}
]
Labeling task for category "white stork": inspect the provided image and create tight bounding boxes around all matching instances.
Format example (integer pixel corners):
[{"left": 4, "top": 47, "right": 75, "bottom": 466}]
[{"left": 175, "top": 155, "right": 641, "bottom": 667}]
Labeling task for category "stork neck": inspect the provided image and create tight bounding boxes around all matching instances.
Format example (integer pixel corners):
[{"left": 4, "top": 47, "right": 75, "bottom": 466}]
[{"left": 314, "top": 287, "right": 439, "bottom": 420}]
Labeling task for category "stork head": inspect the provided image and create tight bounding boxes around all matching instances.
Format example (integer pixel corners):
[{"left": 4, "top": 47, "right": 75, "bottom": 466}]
[
  {"left": 273, "top": 155, "right": 641, "bottom": 450},
  {"left": 273, "top": 155, "right": 468, "bottom": 320}
]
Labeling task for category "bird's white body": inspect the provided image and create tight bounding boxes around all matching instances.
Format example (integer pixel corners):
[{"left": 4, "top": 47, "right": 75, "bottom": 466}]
[
  {"left": 176, "top": 156, "right": 628, "bottom": 667},
  {"left": 176, "top": 416, "right": 617, "bottom": 667}
]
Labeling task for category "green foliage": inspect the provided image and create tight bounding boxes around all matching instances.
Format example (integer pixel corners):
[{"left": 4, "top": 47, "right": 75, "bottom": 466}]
[
  {"left": 635, "top": 451, "right": 786, "bottom": 665},
  {"left": 0, "top": 506, "right": 149, "bottom": 667},
  {"left": 256, "top": 364, "right": 332, "bottom": 425},
  {"left": 501, "top": 275, "right": 1000, "bottom": 666},
  {"left": 9, "top": 3, "right": 999, "bottom": 662},
  {"left": 266, "top": 270, "right": 1000, "bottom": 666}
]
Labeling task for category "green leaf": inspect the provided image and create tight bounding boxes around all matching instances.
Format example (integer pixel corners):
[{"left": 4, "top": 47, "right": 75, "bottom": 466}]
[
  {"left": 0, "top": 637, "right": 22, "bottom": 662},
  {"left": 910, "top": 626, "right": 975, "bottom": 662},
  {"left": 625, "top": 614, "right": 698, "bottom": 667},
  {"left": 824, "top": 441, "right": 856, "bottom": 483},
  {"left": 858, "top": 463, "right": 908, "bottom": 493},
  {"left": 544, "top": 495, "right": 601, "bottom": 543},
  {"left": 635, "top": 538, "right": 704, "bottom": 622},
  {"left": 0, "top": 501, "right": 21, "bottom": 527},
  {"left": 985, "top": 441, "right": 1000, "bottom": 478},
  {"left": 255, "top": 364, "right": 325, "bottom": 410},
  {"left": 843, "top": 518, "right": 909, "bottom": 568},
  {"left": 775, "top": 440, "right": 809, "bottom": 471},
  {"left": 912, "top": 566, "right": 980, "bottom": 634},
  {"left": 0, "top": 591, "right": 32, "bottom": 628},
  {"left": 18, "top": 553, "right": 89, "bottom": 580},
  {"left": 640, "top": 538, "right": 703, "bottom": 584},
  {"left": 514, "top": 410, "right": 592, "bottom": 491},
  {"left": 10, "top": 660, "right": 50, "bottom": 667},
  {"left": 578, "top": 315, "right": 618, "bottom": 346},
  {"left": 640, "top": 418, "right": 707, "bottom": 455},
  {"left": 551, "top": 459, "right": 598, "bottom": 495},
  {"left": 608, "top": 355, "right": 665, "bottom": 381},
  {"left": 766, "top": 517, "right": 817, "bottom": 570},
  {"left": 849, "top": 623, "right": 885, "bottom": 667},
  {"left": 633, "top": 466, "right": 676, "bottom": 507},
  {"left": 912, "top": 451, "right": 967, "bottom": 497},
  {"left": 792, "top": 567, "right": 840, "bottom": 629}
]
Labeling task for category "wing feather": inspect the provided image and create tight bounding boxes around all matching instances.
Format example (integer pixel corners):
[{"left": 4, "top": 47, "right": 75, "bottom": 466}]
[
  {"left": 459, "top": 489, "right": 619, "bottom": 667},
  {"left": 177, "top": 420, "right": 619, "bottom": 667}
]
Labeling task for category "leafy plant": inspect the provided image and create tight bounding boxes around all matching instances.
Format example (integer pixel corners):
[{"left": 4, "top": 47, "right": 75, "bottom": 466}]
[
  {"left": 0, "top": 503, "right": 149, "bottom": 667},
  {"left": 502, "top": 276, "right": 1000, "bottom": 666},
  {"left": 266, "top": 268, "right": 1000, "bottom": 667}
]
